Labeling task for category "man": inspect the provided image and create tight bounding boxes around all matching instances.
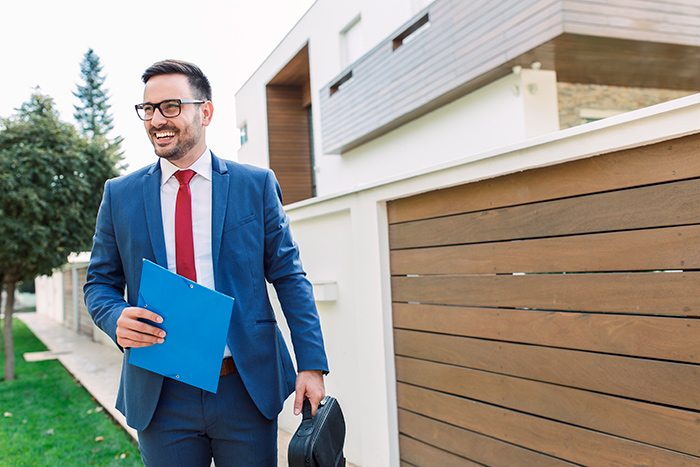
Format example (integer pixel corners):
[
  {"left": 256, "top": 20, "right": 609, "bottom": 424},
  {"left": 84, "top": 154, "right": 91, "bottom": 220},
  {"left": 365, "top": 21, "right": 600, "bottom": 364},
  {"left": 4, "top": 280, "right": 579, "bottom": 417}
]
[{"left": 84, "top": 59, "right": 328, "bottom": 466}]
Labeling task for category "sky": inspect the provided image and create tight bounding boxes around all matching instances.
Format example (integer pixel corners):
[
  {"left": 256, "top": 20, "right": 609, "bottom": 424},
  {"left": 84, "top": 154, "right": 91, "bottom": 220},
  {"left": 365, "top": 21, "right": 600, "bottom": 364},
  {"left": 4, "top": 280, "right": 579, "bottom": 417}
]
[{"left": 0, "top": 0, "right": 315, "bottom": 172}]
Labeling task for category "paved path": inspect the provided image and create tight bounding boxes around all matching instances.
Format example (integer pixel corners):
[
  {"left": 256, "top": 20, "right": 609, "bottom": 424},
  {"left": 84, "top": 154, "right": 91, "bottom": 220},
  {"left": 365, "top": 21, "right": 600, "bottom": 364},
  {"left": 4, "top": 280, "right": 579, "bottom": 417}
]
[{"left": 17, "top": 312, "right": 294, "bottom": 465}]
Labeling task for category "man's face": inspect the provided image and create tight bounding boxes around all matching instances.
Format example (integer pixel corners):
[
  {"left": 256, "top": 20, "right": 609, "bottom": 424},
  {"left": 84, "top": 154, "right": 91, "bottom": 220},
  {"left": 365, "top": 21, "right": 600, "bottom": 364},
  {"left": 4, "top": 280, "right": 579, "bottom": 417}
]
[{"left": 142, "top": 74, "right": 210, "bottom": 167}]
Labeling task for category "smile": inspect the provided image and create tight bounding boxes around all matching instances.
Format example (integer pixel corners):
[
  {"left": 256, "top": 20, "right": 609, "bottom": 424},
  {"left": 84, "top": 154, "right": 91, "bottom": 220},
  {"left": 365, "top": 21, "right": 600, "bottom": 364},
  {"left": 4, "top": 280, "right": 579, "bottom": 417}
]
[{"left": 155, "top": 131, "right": 176, "bottom": 140}]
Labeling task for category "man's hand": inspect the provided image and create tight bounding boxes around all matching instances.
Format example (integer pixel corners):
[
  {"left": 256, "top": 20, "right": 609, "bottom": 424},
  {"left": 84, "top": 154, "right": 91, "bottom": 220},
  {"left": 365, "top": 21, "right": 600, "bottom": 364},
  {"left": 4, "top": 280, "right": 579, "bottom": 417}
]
[
  {"left": 294, "top": 370, "right": 326, "bottom": 416},
  {"left": 116, "top": 307, "right": 166, "bottom": 348}
]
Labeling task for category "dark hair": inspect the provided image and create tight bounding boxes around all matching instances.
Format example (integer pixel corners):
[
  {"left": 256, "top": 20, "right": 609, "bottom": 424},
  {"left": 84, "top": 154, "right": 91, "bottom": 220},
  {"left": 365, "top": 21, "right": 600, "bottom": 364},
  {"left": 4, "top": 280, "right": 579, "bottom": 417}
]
[{"left": 141, "top": 59, "right": 212, "bottom": 101}]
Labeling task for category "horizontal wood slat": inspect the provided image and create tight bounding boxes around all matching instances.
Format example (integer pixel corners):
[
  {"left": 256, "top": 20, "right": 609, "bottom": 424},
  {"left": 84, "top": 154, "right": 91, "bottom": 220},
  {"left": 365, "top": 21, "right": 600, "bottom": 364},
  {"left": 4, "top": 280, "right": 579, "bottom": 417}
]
[
  {"left": 391, "top": 225, "right": 700, "bottom": 275},
  {"left": 397, "top": 357, "right": 700, "bottom": 457},
  {"left": 398, "top": 410, "right": 576, "bottom": 467},
  {"left": 395, "top": 329, "right": 700, "bottom": 411},
  {"left": 399, "top": 434, "right": 481, "bottom": 467},
  {"left": 391, "top": 272, "right": 700, "bottom": 316},
  {"left": 398, "top": 383, "right": 700, "bottom": 466},
  {"left": 390, "top": 177, "right": 700, "bottom": 250},
  {"left": 393, "top": 303, "right": 700, "bottom": 364},
  {"left": 387, "top": 133, "right": 700, "bottom": 224}
]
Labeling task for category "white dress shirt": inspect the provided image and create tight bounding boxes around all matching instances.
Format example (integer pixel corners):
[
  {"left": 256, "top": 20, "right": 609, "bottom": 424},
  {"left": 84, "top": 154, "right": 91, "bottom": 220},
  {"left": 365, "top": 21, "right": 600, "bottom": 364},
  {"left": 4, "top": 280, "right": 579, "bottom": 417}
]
[{"left": 160, "top": 149, "right": 231, "bottom": 358}]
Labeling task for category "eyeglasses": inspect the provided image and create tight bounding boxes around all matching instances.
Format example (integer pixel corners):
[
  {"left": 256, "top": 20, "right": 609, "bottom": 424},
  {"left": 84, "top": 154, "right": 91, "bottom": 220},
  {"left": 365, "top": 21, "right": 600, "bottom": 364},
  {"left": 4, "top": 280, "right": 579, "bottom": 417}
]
[{"left": 135, "top": 99, "right": 206, "bottom": 121}]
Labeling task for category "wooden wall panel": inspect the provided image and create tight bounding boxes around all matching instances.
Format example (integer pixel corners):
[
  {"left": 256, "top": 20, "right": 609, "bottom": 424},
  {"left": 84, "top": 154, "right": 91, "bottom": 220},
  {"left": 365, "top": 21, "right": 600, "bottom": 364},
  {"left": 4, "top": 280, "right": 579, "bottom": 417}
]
[
  {"left": 391, "top": 225, "right": 700, "bottom": 275},
  {"left": 397, "top": 357, "right": 700, "bottom": 457},
  {"left": 389, "top": 132, "right": 700, "bottom": 465},
  {"left": 392, "top": 273, "right": 700, "bottom": 316},
  {"left": 390, "top": 177, "right": 700, "bottom": 249},
  {"left": 393, "top": 303, "right": 700, "bottom": 364},
  {"left": 387, "top": 133, "right": 700, "bottom": 224},
  {"left": 399, "top": 410, "right": 576, "bottom": 467},
  {"left": 395, "top": 330, "right": 700, "bottom": 411},
  {"left": 398, "top": 434, "right": 481, "bottom": 467},
  {"left": 266, "top": 85, "right": 313, "bottom": 204},
  {"left": 398, "top": 384, "right": 700, "bottom": 466}
]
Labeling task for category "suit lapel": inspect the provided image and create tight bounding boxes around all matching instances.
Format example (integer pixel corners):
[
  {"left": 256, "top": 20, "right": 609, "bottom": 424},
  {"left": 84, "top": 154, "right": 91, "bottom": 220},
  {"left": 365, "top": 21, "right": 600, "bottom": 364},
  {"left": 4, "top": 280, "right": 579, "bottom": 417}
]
[
  {"left": 211, "top": 153, "right": 229, "bottom": 276},
  {"left": 143, "top": 162, "right": 168, "bottom": 267}
]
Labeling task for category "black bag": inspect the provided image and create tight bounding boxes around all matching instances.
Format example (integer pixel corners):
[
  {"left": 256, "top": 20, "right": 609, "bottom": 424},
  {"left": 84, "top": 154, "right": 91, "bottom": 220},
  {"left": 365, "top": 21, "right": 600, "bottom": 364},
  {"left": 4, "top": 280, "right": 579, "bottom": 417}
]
[{"left": 288, "top": 396, "right": 346, "bottom": 467}]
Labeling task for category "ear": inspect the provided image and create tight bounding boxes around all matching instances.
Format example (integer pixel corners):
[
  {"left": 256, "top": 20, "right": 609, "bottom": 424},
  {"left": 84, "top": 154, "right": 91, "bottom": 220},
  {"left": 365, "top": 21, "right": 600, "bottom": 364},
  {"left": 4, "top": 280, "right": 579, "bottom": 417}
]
[{"left": 201, "top": 101, "right": 214, "bottom": 127}]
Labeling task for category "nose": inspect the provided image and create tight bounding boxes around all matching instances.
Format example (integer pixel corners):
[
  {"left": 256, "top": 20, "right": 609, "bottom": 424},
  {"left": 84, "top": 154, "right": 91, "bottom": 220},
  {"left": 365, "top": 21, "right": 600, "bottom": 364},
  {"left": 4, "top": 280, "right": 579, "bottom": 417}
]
[{"left": 149, "top": 107, "right": 168, "bottom": 127}]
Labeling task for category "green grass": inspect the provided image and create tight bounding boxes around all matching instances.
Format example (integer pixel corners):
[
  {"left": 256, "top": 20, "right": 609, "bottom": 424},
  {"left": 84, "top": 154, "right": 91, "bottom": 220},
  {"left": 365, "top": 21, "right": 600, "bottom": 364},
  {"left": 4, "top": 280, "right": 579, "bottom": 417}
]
[{"left": 0, "top": 316, "right": 142, "bottom": 466}]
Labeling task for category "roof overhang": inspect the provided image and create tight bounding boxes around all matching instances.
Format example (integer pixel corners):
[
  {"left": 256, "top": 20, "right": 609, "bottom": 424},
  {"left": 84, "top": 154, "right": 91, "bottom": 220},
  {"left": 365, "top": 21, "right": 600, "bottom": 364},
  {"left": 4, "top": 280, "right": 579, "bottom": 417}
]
[{"left": 319, "top": 0, "right": 700, "bottom": 154}]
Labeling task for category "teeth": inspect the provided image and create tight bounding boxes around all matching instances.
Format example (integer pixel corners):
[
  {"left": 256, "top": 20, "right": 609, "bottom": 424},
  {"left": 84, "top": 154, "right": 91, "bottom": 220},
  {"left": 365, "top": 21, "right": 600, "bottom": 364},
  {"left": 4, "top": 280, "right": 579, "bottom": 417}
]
[{"left": 156, "top": 131, "right": 175, "bottom": 139}]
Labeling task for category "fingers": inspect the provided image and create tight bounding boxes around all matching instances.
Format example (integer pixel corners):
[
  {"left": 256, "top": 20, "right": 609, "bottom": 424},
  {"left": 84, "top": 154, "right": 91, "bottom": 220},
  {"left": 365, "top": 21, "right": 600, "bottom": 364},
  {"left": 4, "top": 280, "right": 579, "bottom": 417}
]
[
  {"left": 294, "top": 370, "right": 326, "bottom": 416},
  {"left": 293, "top": 387, "right": 305, "bottom": 417},
  {"left": 116, "top": 307, "right": 166, "bottom": 348}
]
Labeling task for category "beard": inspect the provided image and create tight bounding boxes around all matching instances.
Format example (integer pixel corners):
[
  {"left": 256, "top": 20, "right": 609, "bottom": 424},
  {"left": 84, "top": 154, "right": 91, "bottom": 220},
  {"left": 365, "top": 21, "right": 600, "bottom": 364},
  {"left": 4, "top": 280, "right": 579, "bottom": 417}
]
[{"left": 149, "top": 114, "right": 202, "bottom": 162}]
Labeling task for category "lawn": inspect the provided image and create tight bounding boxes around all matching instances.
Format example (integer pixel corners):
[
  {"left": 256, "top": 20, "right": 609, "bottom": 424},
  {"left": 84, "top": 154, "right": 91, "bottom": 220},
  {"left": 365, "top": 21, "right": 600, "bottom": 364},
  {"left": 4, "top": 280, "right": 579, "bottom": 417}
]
[{"left": 0, "top": 316, "right": 142, "bottom": 466}]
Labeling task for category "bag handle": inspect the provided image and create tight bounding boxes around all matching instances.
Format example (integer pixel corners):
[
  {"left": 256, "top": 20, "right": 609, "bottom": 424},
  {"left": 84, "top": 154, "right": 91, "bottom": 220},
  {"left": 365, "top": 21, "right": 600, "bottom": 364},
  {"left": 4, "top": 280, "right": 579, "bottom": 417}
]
[
  {"left": 294, "top": 398, "right": 315, "bottom": 437},
  {"left": 302, "top": 397, "right": 313, "bottom": 420}
]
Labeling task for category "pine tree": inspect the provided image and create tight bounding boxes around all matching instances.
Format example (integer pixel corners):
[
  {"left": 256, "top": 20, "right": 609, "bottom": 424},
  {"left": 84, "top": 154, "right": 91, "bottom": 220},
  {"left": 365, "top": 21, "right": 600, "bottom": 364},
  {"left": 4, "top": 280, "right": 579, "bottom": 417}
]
[
  {"left": 73, "top": 49, "right": 113, "bottom": 138},
  {"left": 73, "top": 48, "right": 124, "bottom": 172}
]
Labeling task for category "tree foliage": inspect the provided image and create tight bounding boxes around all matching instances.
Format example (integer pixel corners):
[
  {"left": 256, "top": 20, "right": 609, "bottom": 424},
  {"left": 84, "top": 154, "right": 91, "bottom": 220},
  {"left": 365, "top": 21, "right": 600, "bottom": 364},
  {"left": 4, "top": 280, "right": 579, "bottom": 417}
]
[
  {"left": 0, "top": 91, "right": 118, "bottom": 380},
  {"left": 73, "top": 48, "right": 114, "bottom": 140},
  {"left": 73, "top": 48, "right": 124, "bottom": 171}
]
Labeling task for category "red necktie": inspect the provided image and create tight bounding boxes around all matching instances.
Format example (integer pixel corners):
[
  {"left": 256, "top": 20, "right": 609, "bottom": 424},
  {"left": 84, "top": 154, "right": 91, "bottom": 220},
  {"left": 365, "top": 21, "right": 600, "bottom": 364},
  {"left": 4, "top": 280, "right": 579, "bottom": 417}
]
[{"left": 174, "top": 170, "right": 197, "bottom": 282}]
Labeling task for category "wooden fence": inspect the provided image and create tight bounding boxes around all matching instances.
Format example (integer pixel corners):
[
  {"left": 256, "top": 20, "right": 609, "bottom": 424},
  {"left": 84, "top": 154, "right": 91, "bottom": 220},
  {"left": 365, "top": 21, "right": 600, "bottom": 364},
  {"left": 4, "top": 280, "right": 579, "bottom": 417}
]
[{"left": 388, "top": 132, "right": 700, "bottom": 465}]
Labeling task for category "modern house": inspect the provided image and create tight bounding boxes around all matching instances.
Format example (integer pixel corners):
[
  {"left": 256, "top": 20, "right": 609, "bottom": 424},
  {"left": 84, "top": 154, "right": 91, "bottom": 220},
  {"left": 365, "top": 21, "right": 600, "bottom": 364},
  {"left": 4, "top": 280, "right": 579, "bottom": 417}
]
[
  {"left": 236, "top": 0, "right": 698, "bottom": 204},
  {"left": 234, "top": 0, "right": 700, "bottom": 465}
]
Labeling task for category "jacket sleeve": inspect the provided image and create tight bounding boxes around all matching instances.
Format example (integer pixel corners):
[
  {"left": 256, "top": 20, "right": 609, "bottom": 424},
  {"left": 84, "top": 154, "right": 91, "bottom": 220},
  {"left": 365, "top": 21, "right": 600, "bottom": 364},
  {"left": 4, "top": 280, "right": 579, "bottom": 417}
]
[
  {"left": 83, "top": 179, "right": 129, "bottom": 347},
  {"left": 262, "top": 170, "right": 329, "bottom": 374}
]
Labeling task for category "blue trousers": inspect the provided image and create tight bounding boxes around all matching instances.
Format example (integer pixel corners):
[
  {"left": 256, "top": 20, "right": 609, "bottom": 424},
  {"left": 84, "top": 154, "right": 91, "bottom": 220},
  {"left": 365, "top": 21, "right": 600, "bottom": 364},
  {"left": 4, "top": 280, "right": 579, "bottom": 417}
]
[{"left": 138, "top": 371, "right": 278, "bottom": 466}]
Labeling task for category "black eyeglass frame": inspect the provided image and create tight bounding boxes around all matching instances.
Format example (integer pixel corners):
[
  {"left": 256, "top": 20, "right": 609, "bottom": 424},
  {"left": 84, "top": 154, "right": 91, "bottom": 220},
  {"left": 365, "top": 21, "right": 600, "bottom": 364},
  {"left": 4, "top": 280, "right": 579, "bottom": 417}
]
[{"left": 134, "top": 99, "right": 206, "bottom": 121}]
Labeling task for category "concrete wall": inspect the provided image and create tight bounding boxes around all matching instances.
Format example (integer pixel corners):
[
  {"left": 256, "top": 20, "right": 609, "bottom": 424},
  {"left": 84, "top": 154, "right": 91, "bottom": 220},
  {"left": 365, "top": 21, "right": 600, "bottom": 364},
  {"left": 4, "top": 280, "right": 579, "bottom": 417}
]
[
  {"left": 34, "top": 260, "right": 112, "bottom": 346},
  {"left": 271, "top": 94, "right": 700, "bottom": 466},
  {"left": 35, "top": 273, "right": 64, "bottom": 323},
  {"left": 316, "top": 69, "right": 558, "bottom": 195}
]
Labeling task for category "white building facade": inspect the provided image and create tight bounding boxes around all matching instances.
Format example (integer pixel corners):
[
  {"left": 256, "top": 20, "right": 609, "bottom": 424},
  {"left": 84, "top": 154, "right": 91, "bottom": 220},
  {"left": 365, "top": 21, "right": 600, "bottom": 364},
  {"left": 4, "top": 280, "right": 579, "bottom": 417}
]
[{"left": 235, "top": 1, "right": 700, "bottom": 465}]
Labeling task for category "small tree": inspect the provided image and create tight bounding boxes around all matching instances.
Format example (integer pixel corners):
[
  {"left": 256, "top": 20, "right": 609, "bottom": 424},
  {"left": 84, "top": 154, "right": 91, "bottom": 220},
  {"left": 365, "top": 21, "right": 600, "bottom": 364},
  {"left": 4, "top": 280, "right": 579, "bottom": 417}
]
[
  {"left": 73, "top": 49, "right": 114, "bottom": 139},
  {"left": 73, "top": 48, "right": 124, "bottom": 172},
  {"left": 0, "top": 92, "right": 114, "bottom": 381}
]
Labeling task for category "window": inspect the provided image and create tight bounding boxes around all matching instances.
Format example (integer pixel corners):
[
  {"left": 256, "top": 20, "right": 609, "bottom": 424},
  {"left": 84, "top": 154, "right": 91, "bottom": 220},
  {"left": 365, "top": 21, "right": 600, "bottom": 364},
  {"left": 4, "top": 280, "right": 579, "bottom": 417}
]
[
  {"left": 239, "top": 123, "right": 248, "bottom": 146},
  {"left": 393, "top": 13, "right": 430, "bottom": 50},
  {"left": 330, "top": 71, "right": 353, "bottom": 97}
]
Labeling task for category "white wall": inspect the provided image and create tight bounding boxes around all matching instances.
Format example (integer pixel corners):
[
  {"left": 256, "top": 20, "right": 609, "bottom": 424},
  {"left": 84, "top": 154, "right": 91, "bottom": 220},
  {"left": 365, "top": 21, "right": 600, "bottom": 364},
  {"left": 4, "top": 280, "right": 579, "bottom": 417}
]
[
  {"left": 273, "top": 192, "right": 398, "bottom": 466},
  {"left": 235, "top": 0, "right": 560, "bottom": 198},
  {"left": 273, "top": 94, "right": 700, "bottom": 466},
  {"left": 315, "top": 69, "right": 559, "bottom": 195},
  {"left": 35, "top": 272, "right": 64, "bottom": 323},
  {"left": 272, "top": 208, "right": 367, "bottom": 457},
  {"left": 236, "top": 0, "right": 434, "bottom": 174}
]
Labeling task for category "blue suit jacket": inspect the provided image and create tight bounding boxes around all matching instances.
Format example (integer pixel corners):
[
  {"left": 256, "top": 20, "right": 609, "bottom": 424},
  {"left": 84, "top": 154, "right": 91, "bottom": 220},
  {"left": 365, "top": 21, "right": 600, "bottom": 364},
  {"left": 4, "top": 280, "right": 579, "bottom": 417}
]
[{"left": 84, "top": 154, "right": 328, "bottom": 430}]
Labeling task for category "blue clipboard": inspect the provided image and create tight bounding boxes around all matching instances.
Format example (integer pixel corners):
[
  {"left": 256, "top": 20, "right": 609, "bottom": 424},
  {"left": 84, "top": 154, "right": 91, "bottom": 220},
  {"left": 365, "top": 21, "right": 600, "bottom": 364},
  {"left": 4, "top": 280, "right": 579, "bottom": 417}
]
[{"left": 128, "top": 259, "right": 234, "bottom": 393}]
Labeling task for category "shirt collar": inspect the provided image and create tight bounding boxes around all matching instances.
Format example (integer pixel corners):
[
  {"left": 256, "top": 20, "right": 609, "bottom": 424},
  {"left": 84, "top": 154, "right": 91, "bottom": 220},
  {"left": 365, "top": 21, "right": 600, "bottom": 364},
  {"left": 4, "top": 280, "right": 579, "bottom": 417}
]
[{"left": 160, "top": 148, "right": 212, "bottom": 186}]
